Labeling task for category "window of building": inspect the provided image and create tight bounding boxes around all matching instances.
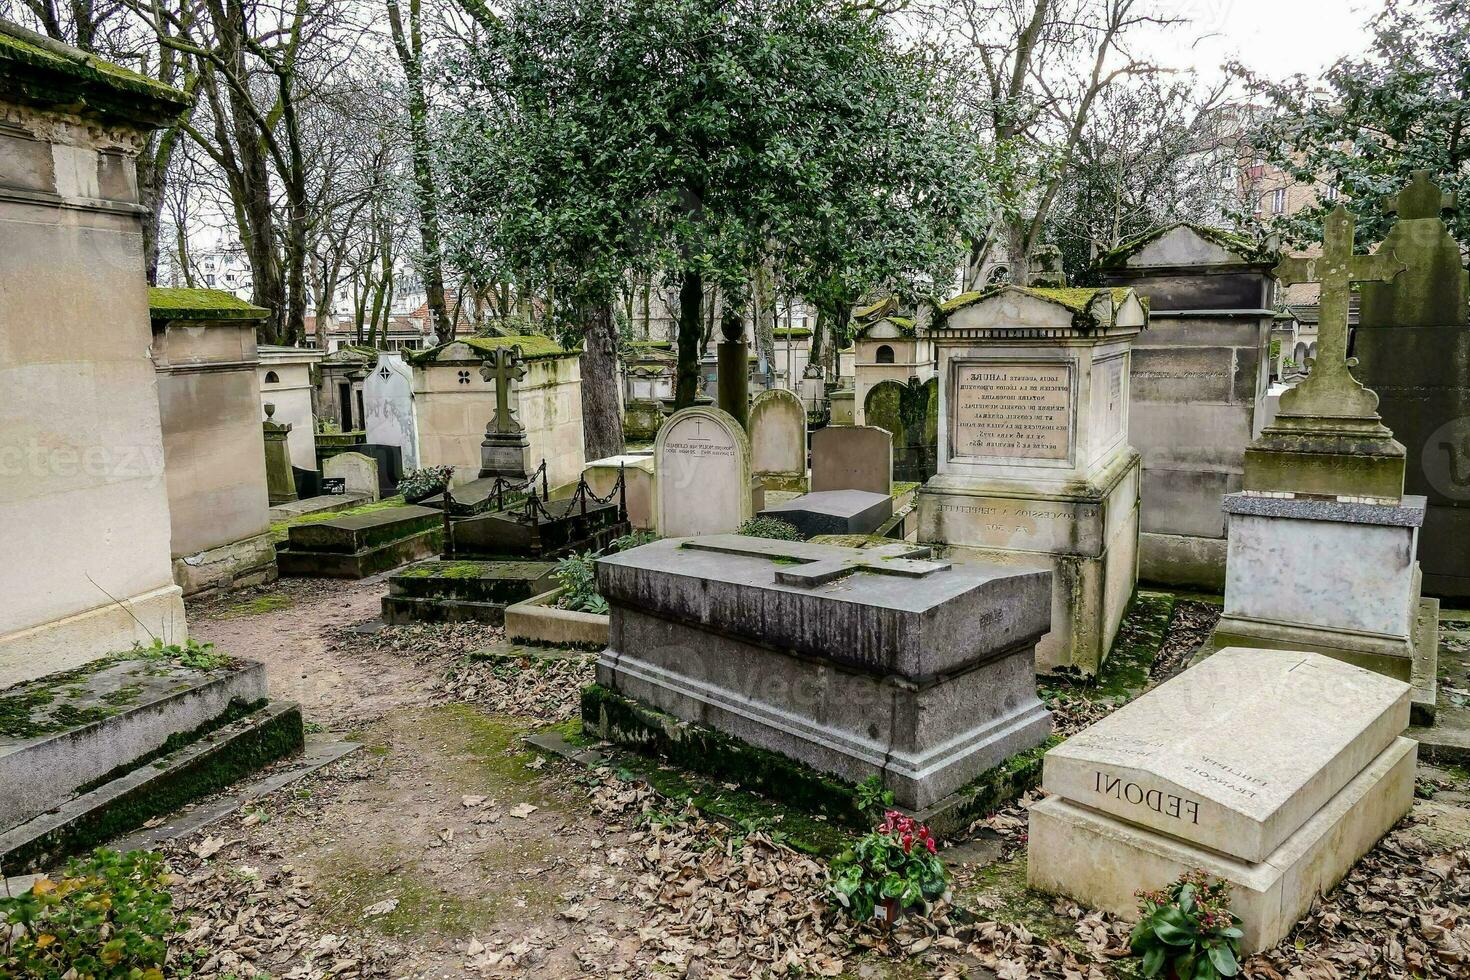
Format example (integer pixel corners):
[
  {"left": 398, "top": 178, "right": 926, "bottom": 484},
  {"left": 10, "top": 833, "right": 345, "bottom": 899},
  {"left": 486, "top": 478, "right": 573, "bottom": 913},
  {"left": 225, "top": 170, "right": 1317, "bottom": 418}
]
[
  {"left": 1322, "top": 184, "right": 1339, "bottom": 202},
  {"left": 264, "top": 371, "right": 280, "bottom": 384},
  {"left": 1271, "top": 188, "right": 1287, "bottom": 215},
  {"left": 875, "top": 344, "right": 895, "bottom": 364}
]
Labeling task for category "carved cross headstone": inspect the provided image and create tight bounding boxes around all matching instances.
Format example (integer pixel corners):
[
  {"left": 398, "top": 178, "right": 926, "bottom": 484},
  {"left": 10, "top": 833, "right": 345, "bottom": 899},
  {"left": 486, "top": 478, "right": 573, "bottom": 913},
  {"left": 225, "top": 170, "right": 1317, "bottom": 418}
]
[
  {"left": 682, "top": 534, "right": 952, "bottom": 588},
  {"left": 480, "top": 345, "right": 527, "bottom": 436},
  {"left": 1273, "top": 205, "right": 1405, "bottom": 421}
]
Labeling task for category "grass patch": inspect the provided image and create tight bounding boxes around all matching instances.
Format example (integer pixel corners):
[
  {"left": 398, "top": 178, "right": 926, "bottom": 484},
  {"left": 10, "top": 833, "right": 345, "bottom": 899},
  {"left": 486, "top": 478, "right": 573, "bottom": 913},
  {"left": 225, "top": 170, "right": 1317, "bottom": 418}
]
[{"left": 218, "top": 592, "right": 294, "bottom": 618}]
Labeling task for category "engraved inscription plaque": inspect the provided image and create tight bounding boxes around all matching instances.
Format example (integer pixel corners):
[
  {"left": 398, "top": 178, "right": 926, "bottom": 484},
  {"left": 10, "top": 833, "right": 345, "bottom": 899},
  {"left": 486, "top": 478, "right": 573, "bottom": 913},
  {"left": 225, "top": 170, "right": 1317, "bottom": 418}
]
[{"left": 951, "top": 361, "right": 1072, "bottom": 461}]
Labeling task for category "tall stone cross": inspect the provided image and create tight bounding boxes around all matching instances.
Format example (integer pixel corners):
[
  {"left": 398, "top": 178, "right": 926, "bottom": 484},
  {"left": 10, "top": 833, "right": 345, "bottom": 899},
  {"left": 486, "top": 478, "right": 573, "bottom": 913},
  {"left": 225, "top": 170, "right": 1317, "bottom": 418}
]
[
  {"left": 683, "top": 534, "right": 952, "bottom": 588},
  {"left": 1273, "top": 205, "right": 1405, "bottom": 421},
  {"left": 480, "top": 345, "right": 527, "bottom": 435}
]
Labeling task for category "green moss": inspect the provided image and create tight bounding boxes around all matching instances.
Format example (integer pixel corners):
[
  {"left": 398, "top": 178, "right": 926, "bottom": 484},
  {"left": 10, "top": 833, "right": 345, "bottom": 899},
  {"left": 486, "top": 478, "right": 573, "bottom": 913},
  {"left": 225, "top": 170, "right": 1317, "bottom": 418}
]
[
  {"left": 959, "top": 855, "right": 1084, "bottom": 949},
  {"left": 1097, "top": 223, "right": 1274, "bottom": 269},
  {"left": 0, "top": 22, "right": 191, "bottom": 125},
  {"left": 218, "top": 593, "right": 294, "bottom": 618},
  {"left": 269, "top": 495, "right": 407, "bottom": 543},
  {"left": 406, "top": 333, "right": 571, "bottom": 366},
  {"left": 74, "top": 697, "right": 268, "bottom": 794},
  {"left": 774, "top": 327, "right": 814, "bottom": 339},
  {"left": 149, "top": 287, "right": 269, "bottom": 322}
]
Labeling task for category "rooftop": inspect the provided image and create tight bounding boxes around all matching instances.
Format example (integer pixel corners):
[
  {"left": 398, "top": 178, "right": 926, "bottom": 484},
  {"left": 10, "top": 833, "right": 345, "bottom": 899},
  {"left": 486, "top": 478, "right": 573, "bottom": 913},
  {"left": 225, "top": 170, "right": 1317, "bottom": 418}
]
[{"left": 149, "top": 287, "right": 269, "bottom": 322}]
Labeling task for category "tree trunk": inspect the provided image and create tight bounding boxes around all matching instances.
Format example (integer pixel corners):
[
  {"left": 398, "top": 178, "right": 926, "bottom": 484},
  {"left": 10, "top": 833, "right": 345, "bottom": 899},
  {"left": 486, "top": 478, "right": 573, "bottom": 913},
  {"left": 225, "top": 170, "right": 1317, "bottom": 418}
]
[
  {"left": 674, "top": 268, "right": 704, "bottom": 407},
  {"left": 581, "top": 299, "right": 625, "bottom": 459}
]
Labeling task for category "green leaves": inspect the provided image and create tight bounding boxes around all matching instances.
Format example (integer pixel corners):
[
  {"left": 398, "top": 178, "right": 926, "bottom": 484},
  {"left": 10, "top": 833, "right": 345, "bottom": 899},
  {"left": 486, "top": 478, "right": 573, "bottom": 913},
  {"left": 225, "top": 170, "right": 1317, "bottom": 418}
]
[{"left": 1128, "top": 870, "right": 1246, "bottom": 980}]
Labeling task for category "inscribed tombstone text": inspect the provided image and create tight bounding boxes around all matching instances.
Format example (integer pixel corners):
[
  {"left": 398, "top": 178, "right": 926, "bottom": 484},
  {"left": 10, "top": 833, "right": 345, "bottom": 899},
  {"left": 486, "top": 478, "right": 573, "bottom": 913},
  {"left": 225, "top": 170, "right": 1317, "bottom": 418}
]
[{"left": 952, "top": 361, "right": 1072, "bottom": 460}]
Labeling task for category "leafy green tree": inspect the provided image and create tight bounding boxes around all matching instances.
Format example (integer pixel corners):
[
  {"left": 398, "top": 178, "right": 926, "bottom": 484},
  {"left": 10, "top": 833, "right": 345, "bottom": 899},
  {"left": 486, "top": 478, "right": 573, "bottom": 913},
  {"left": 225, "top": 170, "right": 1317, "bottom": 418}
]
[{"left": 1243, "top": 0, "right": 1470, "bottom": 251}]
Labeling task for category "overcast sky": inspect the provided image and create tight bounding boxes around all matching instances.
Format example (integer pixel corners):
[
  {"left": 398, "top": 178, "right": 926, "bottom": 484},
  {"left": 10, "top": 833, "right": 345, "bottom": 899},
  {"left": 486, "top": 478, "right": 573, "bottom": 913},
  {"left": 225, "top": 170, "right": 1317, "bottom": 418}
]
[{"left": 1140, "top": 0, "right": 1381, "bottom": 84}]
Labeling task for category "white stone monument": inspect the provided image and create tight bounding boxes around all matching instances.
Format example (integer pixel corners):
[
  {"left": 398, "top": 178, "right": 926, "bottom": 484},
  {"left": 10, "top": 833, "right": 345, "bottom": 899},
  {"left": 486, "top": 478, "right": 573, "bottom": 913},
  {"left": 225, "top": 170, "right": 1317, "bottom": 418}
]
[
  {"left": 655, "top": 406, "right": 753, "bottom": 537},
  {"left": 917, "top": 285, "right": 1147, "bottom": 674},
  {"left": 748, "top": 387, "right": 807, "bottom": 492},
  {"left": 363, "top": 352, "right": 418, "bottom": 471},
  {"left": 1028, "top": 647, "right": 1415, "bottom": 953},
  {"left": 584, "top": 454, "right": 657, "bottom": 532}
]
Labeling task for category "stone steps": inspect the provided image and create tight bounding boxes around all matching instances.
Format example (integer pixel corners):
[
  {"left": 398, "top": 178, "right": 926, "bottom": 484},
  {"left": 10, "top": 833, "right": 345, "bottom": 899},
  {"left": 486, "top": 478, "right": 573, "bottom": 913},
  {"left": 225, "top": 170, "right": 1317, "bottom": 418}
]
[{"left": 0, "top": 700, "right": 303, "bottom": 873}]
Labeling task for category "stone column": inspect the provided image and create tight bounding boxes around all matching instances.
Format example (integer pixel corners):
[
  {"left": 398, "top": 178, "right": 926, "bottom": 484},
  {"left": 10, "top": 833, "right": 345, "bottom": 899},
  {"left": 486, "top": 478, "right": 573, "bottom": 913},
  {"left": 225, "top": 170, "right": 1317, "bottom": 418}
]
[{"left": 717, "top": 339, "right": 750, "bottom": 429}]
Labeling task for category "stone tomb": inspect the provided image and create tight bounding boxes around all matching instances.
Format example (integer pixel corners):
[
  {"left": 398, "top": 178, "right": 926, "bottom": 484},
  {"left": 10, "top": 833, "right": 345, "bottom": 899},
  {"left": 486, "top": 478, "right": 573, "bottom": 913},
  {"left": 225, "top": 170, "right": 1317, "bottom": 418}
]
[
  {"left": 595, "top": 535, "right": 1053, "bottom": 808},
  {"left": 584, "top": 455, "right": 657, "bottom": 532},
  {"left": 276, "top": 505, "right": 443, "bottom": 578},
  {"left": 810, "top": 425, "right": 894, "bottom": 496},
  {"left": 748, "top": 388, "right": 807, "bottom": 492},
  {"left": 759, "top": 489, "right": 892, "bottom": 537},
  {"left": 917, "top": 286, "right": 1146, "bottom": 674},
  {"left": 381, "top": 560, "right": 556, "bottom": 625},
  {"left": 1028, "top": 648, "right": 1415, "bottom": 953},
  {"left": 655, "top": 406, "right": 758, "bottom": 536},
  {"left": 1099, "top": 225, "right": 1276, "bottom": 589},
  {"left": 363, "top": 352, "right": 419, "bottom": 472}
]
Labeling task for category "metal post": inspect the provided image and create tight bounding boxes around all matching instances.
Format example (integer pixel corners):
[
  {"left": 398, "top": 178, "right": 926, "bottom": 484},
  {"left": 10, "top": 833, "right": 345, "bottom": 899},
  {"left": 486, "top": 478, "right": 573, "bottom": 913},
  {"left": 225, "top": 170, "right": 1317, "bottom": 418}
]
[
  {"left": 441, "top": 486, "right": 455, "bottom": 557},
  {"left": 617, "top": 464, "right": 628, "bottom": 523}
]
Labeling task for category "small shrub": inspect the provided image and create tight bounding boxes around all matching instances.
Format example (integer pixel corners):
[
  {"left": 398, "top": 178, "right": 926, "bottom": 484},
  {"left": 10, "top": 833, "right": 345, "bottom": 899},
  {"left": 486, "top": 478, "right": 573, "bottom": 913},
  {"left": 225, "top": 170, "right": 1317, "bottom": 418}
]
[
  {"left": 829, "top": 811, "right": 948, "bottom": 921},
  {"left": 553, "top": 551, "right": 609, "bottom": 615},
  {"left": 397, "top": 465, "right": 455, "bottom": 501},
  {"left": 0, "top": 849, "right": 179, "bottom": 978},
  {"left": 608, "top": 531, "right": 658, "bottom": 553},
  {"left": 736, "top": 517, "right": 804, "bottom": 541},
  {"left": 1130, "top": 869, "right": 1244, "bottom": 979},
  {"left": 854, "top": 775, "right": 894, "bottom": 817}
]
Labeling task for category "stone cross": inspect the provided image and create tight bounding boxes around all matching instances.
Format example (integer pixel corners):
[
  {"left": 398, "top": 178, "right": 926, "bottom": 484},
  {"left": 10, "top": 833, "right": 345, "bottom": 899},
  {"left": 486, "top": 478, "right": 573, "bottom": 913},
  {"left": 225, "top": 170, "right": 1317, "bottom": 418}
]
[
  {"left": 480, "top": 345, "right": 527, "bottom": 435},
  {"left": 1273, "top": 205, "right": 1405, "bottom": 421},
  {"left": 682, "top": 534, "right": 952, "bottom": 588}
]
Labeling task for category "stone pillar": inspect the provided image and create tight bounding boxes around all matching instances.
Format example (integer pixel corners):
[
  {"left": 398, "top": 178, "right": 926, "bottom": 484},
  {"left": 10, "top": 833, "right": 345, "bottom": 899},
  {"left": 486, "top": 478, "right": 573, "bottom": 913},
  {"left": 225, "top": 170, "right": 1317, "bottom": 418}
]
[
  {"left": 717, "top": 340, "right": 750, "bottom": 429},
  {"left": 263, "top": 405, "right": 299, "bottom": 505}
]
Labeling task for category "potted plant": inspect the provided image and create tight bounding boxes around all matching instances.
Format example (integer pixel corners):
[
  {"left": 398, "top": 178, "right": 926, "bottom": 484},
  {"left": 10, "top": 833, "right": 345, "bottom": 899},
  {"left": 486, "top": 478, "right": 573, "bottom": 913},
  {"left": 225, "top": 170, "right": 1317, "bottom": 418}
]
[
  {"left": 829, "top": 810, "right": 948, "bottom": 925},
  {"left": 397, "top": 465, "right": 455, "bottom": 504},
  {"left": 1129, "top": 869, "right": 1245, "bottom": 979}
]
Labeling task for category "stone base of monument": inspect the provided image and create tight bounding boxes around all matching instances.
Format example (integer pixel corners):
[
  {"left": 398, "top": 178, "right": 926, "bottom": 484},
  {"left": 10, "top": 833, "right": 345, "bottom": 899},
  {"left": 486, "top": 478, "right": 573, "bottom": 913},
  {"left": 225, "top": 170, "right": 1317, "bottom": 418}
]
[
  {"left": 594, "top": 535, "right": 1054, "bottom": 809},
  {"left": 276, "top": 506, "right": 444, "bottom": 579},
  {"left": 917, "top": 450, "right": 1140, "bottom": 675},
  {"left": 1137, "top": 531, "right": 1228, "bottom": 592},
  {"left": 758, "top": 489, "right": 893, "bottom": 537},
  {"left": 1026, "top": 647, "right": 1415, "bottom": 954},
  {"left": 479, "top": 431, "right": 531, "bottom": 481},
  {"left": 172, "top": 530, "right": 279, "bottom": 597},
  {"left": 381, "top": 559, "right": 556, "bottom": 625},
  {"left": 1209, "top": 493, "right": 1439, "bottom": 722}
]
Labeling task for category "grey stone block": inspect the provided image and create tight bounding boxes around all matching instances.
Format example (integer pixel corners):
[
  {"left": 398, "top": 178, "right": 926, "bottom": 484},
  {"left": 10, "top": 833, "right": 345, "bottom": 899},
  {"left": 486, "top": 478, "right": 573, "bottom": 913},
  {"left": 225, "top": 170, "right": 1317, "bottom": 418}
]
[{"left": 759, "top": 489, "right": 893, "bottom": 537}]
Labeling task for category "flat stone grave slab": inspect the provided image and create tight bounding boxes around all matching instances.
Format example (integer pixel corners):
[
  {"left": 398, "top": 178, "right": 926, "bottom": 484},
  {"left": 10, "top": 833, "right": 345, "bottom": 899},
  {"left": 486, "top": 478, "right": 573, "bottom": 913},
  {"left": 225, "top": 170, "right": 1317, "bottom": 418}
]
[
  {"left": 421, "top": 477, "right": 525, "bottom": 516},
  {"left": 278, "top": 505, "right": 443, "bottom": 578},
  {"left": 594, "top": 534, "right": 1054, "bottom": 808},
  {"left": 1028, "top": 647, "right": 1415, "bottom": 952},
  {"left": 759, "top": 489, "right": 892, "bottom": 537},
  {"left": 449, "top": 498, "right": 628, "bottom": 560},
  {"left": 382, "top": 559, "right": 556, "bottom": 625}
]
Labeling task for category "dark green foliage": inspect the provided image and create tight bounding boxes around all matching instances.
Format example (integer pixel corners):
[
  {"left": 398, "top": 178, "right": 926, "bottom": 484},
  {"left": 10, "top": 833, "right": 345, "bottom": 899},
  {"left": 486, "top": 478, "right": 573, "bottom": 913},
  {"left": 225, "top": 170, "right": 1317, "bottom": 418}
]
[
  {"left": 829, "top": 812, "right": 948, "bottom": 922},
  {"left": 552, "top": 551, "right": 608, "bottom": 615},
  {"left": 0, "top": 849, "right": 179, "bottom": 978},
  {"left": 736, "top": 517, "right": 805, "bottom": 541},
  {"left": 133, "top": 638, "right": 229, "bottom": 672},
  {"left": 397, "top": 465, "right": 455, "bottom": 501},
  {"left": 1242, "top": 0, "right": 1470, "bottom": 251},
  {"left": 1130, "top": 870, "right": 1245, "bottom": 979}
]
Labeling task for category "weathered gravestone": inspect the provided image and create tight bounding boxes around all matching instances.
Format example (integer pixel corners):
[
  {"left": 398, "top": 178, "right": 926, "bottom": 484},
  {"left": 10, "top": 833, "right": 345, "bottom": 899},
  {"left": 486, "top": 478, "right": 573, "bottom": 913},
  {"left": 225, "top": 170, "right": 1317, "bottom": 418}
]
[
  {"left": 363, "top": 353, "right": 418, "bottom": 471},
  {"left": 1212, "top": 204, "right": 1440, "bottom": 723},
  {"left": 810, "top": 425, "right": 893, "bottom": 496},
  {"left": 918, "top": 285, "right": 1146, "bottom": 675},
  {"left": 655, "top": 406, "right": 754, "bottom": 536},
  {"left": 592, "top": 535, "right": 1053, "bottom": 809},
  {"left": 1355, "top": 172, "right": 1470, "bottom": 598},
  {"left": 863, "top": 377, "right": 939, "bottom": 483},
  {"left": 323, "top": 452, "right": 380, "bottom": 502},
  {"left": 262, "top": 404, "right": 298, "bottom": 506},
  {"left": 748, "top": 387, "right": 807, "bottom": 491},
  {"left": 1029, "top": 647, "right": 1415, "bottom": 953}
]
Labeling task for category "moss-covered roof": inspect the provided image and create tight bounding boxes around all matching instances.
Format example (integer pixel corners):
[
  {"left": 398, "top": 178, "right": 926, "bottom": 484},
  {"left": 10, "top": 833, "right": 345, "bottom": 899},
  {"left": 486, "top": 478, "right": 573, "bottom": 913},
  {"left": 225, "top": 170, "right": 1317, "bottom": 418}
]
[
  {"left": 854, "top": 315, "right": 917, "bottom": 339},
  {"left": 939, "top": 285, "right": 1132, "bottom": 315},
  {"left": 407, "top": 333, "right": 571, "bottom": 365},
  {"left": 774, "top": 327, "right": 813, "bottom": 339},
  {"left": 1097, "top": 223, "right": 1274, "bottom": 269},
  {"left": 149, "top": 287, "right": 269, "bottom": 322},
  {"left": 852, "top": 296, "right": 898, "bottom": 322},
  {"left": 323, "top": 344, "right": 379, "bottom": 362},
  {"left": 0, "top": 20, "right": 191, "bottom": 127}
]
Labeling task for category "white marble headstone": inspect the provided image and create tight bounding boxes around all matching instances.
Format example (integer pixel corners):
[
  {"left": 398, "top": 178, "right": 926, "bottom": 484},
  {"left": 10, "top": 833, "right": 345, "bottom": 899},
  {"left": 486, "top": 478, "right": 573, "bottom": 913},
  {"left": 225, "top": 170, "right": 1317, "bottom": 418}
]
[
  {"left": 654, "top": 406, "right": 752, "bottom": 537},
  {"left": 1042, "top": 647, "right": 1410, "bottom": 863},
  {"left": 364, "top": 353, "right": 418, "bottom": 470}
]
